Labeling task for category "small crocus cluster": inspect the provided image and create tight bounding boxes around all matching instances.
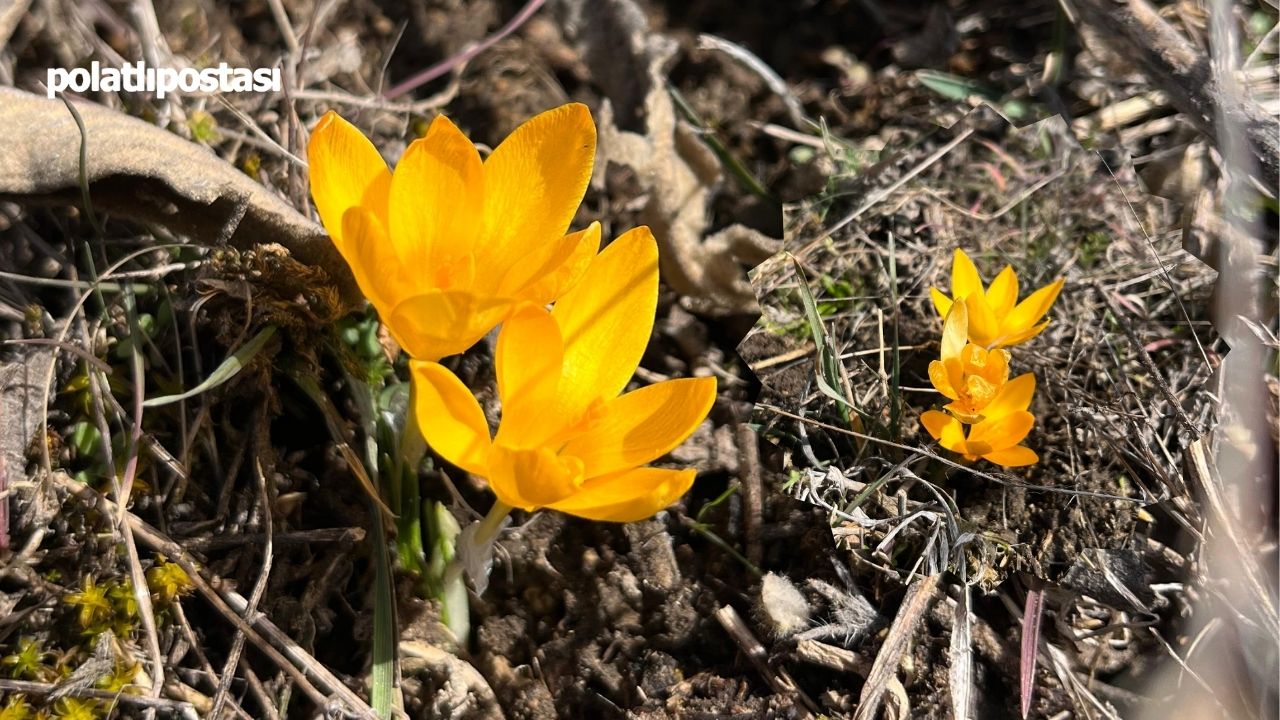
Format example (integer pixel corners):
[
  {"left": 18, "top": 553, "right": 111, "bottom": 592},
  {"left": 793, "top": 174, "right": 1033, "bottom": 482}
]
[
  {"left": 920, "top": 249, "right": 1062, "bottom": 467},
  {"left": 308, "top": 104, "right": 714, "bottom": 522}
]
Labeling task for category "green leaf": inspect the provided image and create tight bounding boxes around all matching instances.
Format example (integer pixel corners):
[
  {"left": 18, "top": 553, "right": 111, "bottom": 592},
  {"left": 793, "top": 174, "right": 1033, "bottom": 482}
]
[
  {"left": 142, "top": 326, "right": 276, "bottom": 407},
  {"left": 70, "top": 421, "right": 102, "bottom": 460},
  {"left": 791, "top": 256, "right": 853, "bottom": 422}
]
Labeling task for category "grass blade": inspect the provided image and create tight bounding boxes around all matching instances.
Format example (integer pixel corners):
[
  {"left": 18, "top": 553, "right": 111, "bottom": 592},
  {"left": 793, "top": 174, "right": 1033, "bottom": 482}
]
[
  {"left": 789, "top": 255, "right": 853, "bottom": 421},
  {"left": 142, "top": 325, "right": 276, "bottom": 407}
]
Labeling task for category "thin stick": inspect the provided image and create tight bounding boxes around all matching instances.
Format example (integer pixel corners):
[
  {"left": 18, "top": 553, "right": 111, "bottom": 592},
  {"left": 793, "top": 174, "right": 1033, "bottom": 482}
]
[
  {"left": 382, "top": 0, "right": 546, "bottom": 100},
  {"left": 0, "top": 678, "right": 193, "bottom": 714},
  {"left": 210, "top": 436, "right": 276, "bottom": 719},
  {"left": 801, "top": 126, "right": 975, "bottom": 255},
  {"left": 714, "top": 605, "right": 818, "bottom": 715},
  {"left": 854, "top": 574, "right": 939, "bottom": 720}
]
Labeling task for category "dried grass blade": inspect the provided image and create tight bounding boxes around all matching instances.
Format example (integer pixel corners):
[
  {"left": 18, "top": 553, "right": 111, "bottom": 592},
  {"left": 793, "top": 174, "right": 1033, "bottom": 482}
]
[
  {"left": 949, "top": 585, "right": 974, "bottom": 720},
  {"left": 1021, "top": 585, "right": 1046, "bottom": 719}
]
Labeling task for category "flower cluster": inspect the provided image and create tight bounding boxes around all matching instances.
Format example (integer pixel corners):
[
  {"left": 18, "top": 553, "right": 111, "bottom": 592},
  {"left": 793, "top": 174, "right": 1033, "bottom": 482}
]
[
  {"left": 308, "top": 105, "right": 714, "bottom": 522},
  {"left": 920, "top": 249, "right": 1062, "bottom": 467}
]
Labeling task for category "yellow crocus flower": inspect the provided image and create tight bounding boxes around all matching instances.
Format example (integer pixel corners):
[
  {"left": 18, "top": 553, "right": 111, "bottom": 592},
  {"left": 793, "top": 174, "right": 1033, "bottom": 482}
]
[
  {"left": 920, "top": 370, "right": 1038, "bottom": 467},
  {"left": 307, "top": 104, "right": 600, "bottom": 361},
  {"left": 929, "top": 248, "right": 1064, "bottom": 349},
  {"left": 410, "top": 227, "right": 717, "bottom": 522},
  {"left": 928, "top": 301, "right": 1035, "bottom": 423}
]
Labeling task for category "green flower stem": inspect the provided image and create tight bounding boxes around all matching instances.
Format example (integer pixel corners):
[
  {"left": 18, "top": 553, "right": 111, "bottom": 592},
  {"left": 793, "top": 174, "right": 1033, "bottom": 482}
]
[
  {"left": 398, "top": 390, "right": 427, "bottom": 472},
  {"left": 473, "top": 501, "right": 513, "bottom": 548},
  {"left": 402, "top": 384, "right": 476, "bottom": 645},
  {"left": 395, "top": 387, "right": 428, "bottom": 573}
]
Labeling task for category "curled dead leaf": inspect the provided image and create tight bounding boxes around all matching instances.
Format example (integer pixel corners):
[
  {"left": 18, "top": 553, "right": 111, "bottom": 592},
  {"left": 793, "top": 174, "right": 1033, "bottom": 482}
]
[
  {"left": 559, "top": 0, "right": 780, "bottom": 315},
  {"left": 0, "top": 87, "right": 358, "bottom": 306}
]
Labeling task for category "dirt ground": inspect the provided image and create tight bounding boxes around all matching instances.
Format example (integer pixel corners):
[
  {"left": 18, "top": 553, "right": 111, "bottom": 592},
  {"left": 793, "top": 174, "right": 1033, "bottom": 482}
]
[{"left": 0, "top": 0, "right": 1277, "bottom": 719}]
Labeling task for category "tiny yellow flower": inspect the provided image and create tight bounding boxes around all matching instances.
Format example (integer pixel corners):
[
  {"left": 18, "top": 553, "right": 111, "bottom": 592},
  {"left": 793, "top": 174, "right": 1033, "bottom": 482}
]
[
  {"left": 63, "top": 577, "right": 113, "bottom": 633},
  {"left": 928, "top": 301, "right": 1035, "bottom": 423},
  {"left": 50, "top": 698, "right": 100, "bottom": 720},
  {"left": 2, "top": 638, "right": 52, "bottom": 681},
  {"left": 0, "top": 694, "right": 33, "bottom": 720},
  {"left": 930, "top": 248, "right": 1064, "bottom": 349},
  {"left": 307, "top": 104, "right": 600, "bottom": 361},
  {"left": 411, "top": 227, "right": 717, "bottom": 521},
  {"left": 146, "top": 560, "right": 194, "bottom": 605}
]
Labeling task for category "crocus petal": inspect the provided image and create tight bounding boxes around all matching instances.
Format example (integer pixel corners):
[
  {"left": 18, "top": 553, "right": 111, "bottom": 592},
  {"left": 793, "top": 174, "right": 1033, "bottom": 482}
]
[
  {"left": 410, "top": 361, "right": 491, "bottom": 476},
  {"left": 308, "top": 111, "right": 391, "bottom": 249},
  {"left": 996, "top": 319, "right": 1052, "bottom": 348},
  {"left": 494, "top": 306, "right": 565, "bottom": 448},
  {"left": 986, "top": 349, "right": 1011, "bottom": 385},
  {"left": 950, "top": 248, "right": 984, "bottom": 301},
  {"left": 920, "top": 410, "right": 967, "bottom": 454},
  {"left": 943, "top": 401, "right": 983, "bottom": 424},
  {"left": 930, "top": 287, "right": 954, "bottom": 318},
  {"left": 496, "top": 222, "right": 602, "bottom": 304},
  {"left": 928, "top": 360, "right": 958, "bottom": 400},
  {"left": 339, "top": 207, "right": 399, "bottom": 313},
  {"left": 960, "top": 374, "right": 999, "bottom": 410},
  {"left": 486, "top": 445, "right": 584, "bottom": 510},
  {"left": 985, "top": 265, "right": 1019, "bottom": 317},
  {"left": 941, "top": 301, "right": 968, "bottom": 360},
  {"left": 551, "top": 226, "right": 659, "bottom": 419},
  {"left": 386, "top": 290, "right": 515, "bottom": 361},
  {"left": 480, "top": 103, "right": 596, "bottom": 277},
  {"left": 561, "top": 377, "right": 717, "bottom": 478},
  {"left": 388, "top": 115, "right": 483, "bottom": 288},
  {"left": 982, "top": 445, "right": 1039, "bottom": 467},
  {"left": 1003, "top": 278, "right": 1064, "bottom": 339},
  {"left": 967, "top": 410, "right": 1034, "bottom": 452},
  {"left": 548, "top": 467, "right": 696, "bottom": 523},
  {"left": 964, "top": 293, "right": 1000, "bottom": 348},
  {"left": 981, "top": 373, "right": 1036, "bottom": 420}
]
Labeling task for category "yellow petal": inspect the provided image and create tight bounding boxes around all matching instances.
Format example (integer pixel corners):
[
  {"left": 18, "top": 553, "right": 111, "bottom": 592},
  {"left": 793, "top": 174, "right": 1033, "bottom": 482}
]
[
  {"left": 339, "top": 206, "right": 398, "bottom": 313},
  {"left": 388, "top": 115, "right": 483, "bottom": 289},
  {"left": 995, "top": 319, "right": 1052, "bottom": 348},
  {"left": 548, "top": 467, "right": 695, "bottom": 523},
  {"left": 982, "top": 373, "right": 1036, "bottom": 420},
  {"left": 308, "top": 111, "right": 391, "bottom": 249},
  {"left": 964, "top": 293, "right": 1000, "bottom": 348},
  {"left": 920, "top": 410, "right": 967, "bottom": 454},
  {"left": 1002, "top": 278, "right": 1064, "bottom": 342},
  {"left": 550, "top": 226, "right": 659, "bottom": 418},
  {"left": 410, "top": 361, "right": 491, "bottom": 476},
  {"left": 982, "top": 445, "right": 1039, "bottom": 467},
  {"left": 928, "top": 360, "right": 958, "bottom": 400},
  {"left": 385, "top": 290, "right": 515, "bottom": 361},
  {"left": 480, "top": 103, "right": 596, "bottom": 276},
  {"left": 486, "top": 444, "right": 584, "bottom": 510},
  {"left": 986, "top": 349, "right": 1011, "bottom": 386},
  {"left": 494, "top": 306, "right": 564, "bottom": 448},
  {"left": 497, "top": 222, "right": 602, "bottom": 304},
  {"left": 943, "top": 400, "right": 983, "bottom": 424},
  {"left": 960, "top": 375, "right": 998, "bottom": 411},
  {"left": 950, "top": 248, "right": 984, "bottom": 301},
  {"left": 940, "top": 301, "right": 968, "bottom": 360},
  {"left": 561, "top": 377, "right": 717, "bottom": 478},
  {"left": 967, "top": 410, "right": 1034, "bottom": 452},
  {"left": 930, "top": 287, "right": 953, "bottom": 319},
  {"left": 985, "top": 265, "right": 1019, "bottom": 317}
]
